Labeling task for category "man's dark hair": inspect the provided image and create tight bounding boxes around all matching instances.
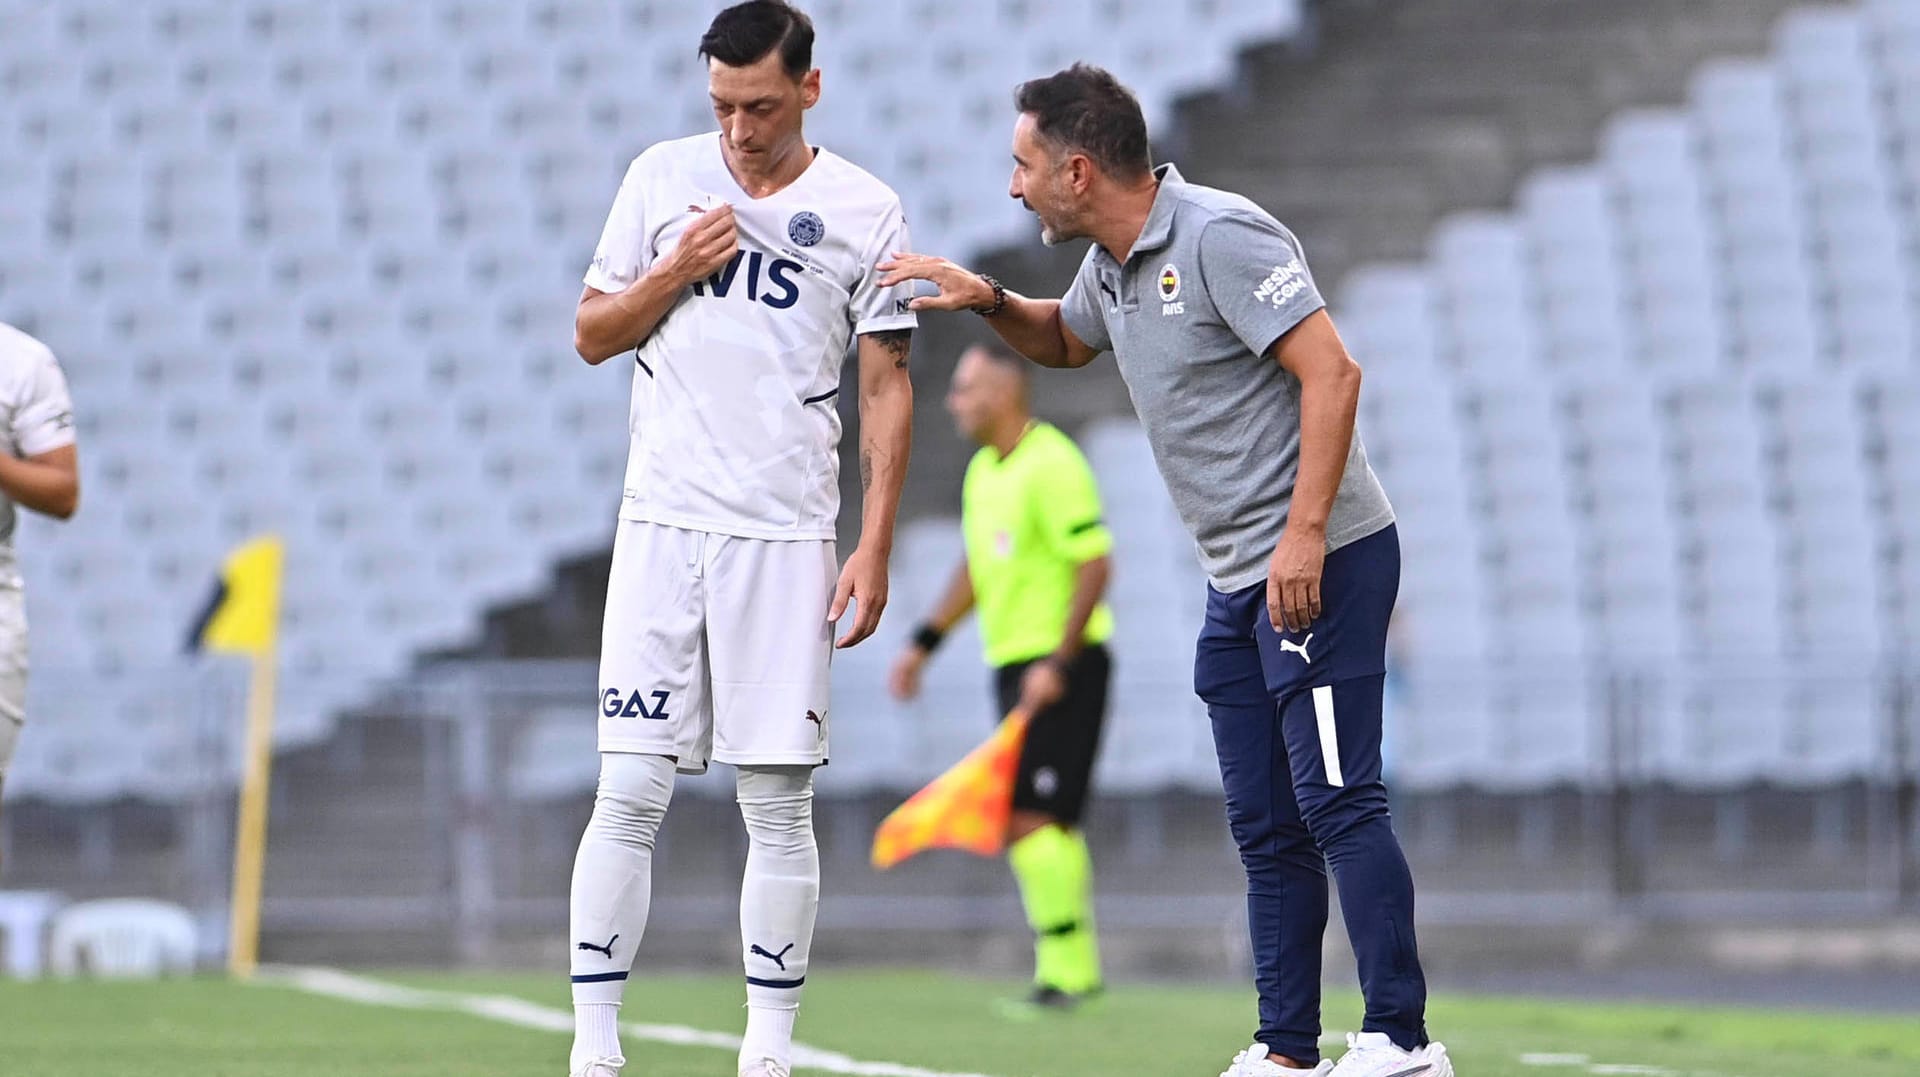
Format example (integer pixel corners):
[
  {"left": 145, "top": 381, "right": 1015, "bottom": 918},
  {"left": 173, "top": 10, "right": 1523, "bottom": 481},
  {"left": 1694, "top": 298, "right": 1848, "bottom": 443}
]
[
  {"left": 970, "top": 341, "right": 1031, "bottom": 384},
  {"left": 967, "top": 343, "right": 1029, "bottom": 378},
  {"left": 699, "top": 1, "right": 815, "bottom": 80},
  {"left": 1014, "top": 63, "right": 1152, "bottom": 178}
]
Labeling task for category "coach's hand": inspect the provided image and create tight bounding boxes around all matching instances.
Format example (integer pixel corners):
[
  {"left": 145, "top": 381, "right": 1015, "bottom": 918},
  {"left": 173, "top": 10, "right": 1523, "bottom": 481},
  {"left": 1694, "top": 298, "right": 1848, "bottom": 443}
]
[
  {"left": 875, "top": 253, "right": 995, "bottom": 312},
  {"left": 1267, "top": 526, "right": 1325, "bottom": 634},
  {"left": 831, "top": 545, "right": 889, "bottom": 648},
  {"left": 887, "top": 648, "right": 925, "bottom": 701},
  {"left": 663, "top": 203, "right": 739, "bottom": 287}
]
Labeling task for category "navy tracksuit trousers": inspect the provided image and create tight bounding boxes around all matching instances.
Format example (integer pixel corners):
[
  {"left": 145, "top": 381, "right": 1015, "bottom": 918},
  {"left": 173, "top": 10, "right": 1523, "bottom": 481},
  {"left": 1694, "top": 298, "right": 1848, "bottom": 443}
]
[{"left": 1194, "top": 524, "right": 1428, "bottom": 1062}]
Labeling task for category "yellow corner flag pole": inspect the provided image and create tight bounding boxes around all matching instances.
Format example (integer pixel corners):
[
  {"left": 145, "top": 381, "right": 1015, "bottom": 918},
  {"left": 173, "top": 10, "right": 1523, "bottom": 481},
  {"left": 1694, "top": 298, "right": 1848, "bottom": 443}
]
[
  {"left": 227, "top": 637, "right": 279, "bottom": 978},
  {"left": 187, "top": 535, "right": 285, "bottom": 979}
]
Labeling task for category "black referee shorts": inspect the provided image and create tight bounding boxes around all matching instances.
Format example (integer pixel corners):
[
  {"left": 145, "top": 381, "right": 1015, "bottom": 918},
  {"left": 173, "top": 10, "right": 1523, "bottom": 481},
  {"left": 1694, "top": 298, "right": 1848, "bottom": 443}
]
[{"left": 992, "top": 644, "right": 1112, "bottom": 825}]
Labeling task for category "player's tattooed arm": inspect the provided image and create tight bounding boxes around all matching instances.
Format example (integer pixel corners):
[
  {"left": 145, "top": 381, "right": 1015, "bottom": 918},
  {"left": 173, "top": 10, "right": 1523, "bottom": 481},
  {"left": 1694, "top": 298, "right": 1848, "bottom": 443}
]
[
  {"left": 868, "top": 328, "right": 912, "bottom": 369},
  {"left": 853, "top": 330, "right": 912, "bottom": 518},
  {"left": 831, "top": 329, "right": 915, "bottom": 648}
]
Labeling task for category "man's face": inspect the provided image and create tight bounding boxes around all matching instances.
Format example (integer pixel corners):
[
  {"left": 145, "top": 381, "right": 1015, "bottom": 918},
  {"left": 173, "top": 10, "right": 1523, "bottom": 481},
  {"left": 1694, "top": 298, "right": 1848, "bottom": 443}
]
[
  {"left": 946, "top": 349, "right": 1014, "bottom": 442},
  {"left": 709, "top": 52, "right": 819, "bottom": 166},
  {"left": 1008, "top": 113, "right": 1085, "bottom": 247}
]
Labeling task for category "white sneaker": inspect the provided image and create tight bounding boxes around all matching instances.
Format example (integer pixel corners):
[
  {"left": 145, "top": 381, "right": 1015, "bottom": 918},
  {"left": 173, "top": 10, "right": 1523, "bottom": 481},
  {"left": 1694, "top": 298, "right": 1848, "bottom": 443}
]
[
  {"left": 570, "top": 1056, "right": 623, "bottom": 1077},
  {"left": 739, "top": 1059, "right": 791, "bottom": 1077},
  {"left": 1220, "top": 1043, "right": 1337, "bottom": 1077},
  {"left": 1328, "top": 1032, "right": 1453, "bottom": 1077}
]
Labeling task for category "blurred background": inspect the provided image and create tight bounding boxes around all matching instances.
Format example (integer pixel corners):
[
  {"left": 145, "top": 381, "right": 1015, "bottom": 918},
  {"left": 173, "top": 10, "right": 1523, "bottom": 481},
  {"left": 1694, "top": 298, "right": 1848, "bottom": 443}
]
[{"left": 1, "top": 0, "right": 1917, "bottom": 1006}]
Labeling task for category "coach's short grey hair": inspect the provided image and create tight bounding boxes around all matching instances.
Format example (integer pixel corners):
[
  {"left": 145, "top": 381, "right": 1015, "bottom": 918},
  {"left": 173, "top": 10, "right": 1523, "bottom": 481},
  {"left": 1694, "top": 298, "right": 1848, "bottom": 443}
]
[{"left": 1014, "top": 64, "right": 1152, "bottom": 179}]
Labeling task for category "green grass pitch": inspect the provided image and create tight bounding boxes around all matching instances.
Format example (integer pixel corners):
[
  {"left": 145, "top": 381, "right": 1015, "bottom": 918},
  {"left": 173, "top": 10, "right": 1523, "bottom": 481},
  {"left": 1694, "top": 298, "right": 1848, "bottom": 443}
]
[{"left": 3, "top": 968, "right": 1916, "bottom": 1077}]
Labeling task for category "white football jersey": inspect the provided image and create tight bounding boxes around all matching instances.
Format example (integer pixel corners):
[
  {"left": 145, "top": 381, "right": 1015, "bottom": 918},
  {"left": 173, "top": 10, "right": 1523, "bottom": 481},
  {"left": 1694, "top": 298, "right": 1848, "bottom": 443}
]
[
  {"left": 584, "top": 133, "right": 917, "bottom": 541},
  {"left": 0, "top": 323, "right": 76, "bottom": 587}
]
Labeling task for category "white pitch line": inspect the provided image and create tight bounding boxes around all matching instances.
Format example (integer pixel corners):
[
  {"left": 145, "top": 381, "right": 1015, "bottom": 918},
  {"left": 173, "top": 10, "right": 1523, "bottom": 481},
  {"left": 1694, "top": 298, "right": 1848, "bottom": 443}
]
[
  {"left": 264, "top": 966, "right": 1006, "bottom": 1077},
  {"left": 1521, "top": 1049, "right": 1743, "bottom": 1077},
  {"left": 263, "top": 967, "right": 1751, "bottom": 1077}
]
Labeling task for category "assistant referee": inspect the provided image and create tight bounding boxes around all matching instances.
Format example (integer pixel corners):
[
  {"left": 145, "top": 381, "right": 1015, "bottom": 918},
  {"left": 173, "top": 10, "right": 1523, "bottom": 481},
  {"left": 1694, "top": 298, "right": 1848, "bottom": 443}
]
[{"left": 889, "top": 342, "right": 1113, "bottom": 1011}]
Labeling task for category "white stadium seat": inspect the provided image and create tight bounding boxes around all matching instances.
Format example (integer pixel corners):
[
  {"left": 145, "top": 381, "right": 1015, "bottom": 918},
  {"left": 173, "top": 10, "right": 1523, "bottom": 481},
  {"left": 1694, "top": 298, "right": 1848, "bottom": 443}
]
[
  {"left": 7, "top": 0, "right": 1914, "bottom": 804},
  {"left": 1323, "top": 7, "right": 1920, "bottom": 787}
]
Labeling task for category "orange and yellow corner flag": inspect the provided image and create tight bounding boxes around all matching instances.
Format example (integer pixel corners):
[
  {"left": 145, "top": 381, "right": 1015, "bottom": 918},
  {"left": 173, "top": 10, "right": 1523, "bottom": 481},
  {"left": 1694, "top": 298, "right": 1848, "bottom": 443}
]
[{"left": 871, "top": 709, "right": 1031, "bottom": 870}]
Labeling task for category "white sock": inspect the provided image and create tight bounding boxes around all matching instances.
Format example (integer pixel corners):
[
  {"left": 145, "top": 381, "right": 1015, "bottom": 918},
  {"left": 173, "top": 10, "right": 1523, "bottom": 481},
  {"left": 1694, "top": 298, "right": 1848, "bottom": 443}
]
[
  {"left": 741, "top": 1005, "right": 797, "bottom": 1068},
  {"left": 572, "top": 1002, "right": 623, "bottom": 1071},
  {"left": 568, "top": 752, "right": 675, "bottom": 1072},
  {"left": 735, "top": 765, "right": 818, "bottom": 1071}
]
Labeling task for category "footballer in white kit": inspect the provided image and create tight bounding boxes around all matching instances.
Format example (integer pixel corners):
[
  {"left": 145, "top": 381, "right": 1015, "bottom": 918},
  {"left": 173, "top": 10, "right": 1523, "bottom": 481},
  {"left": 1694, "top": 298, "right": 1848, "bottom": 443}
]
[
  {"left": 562, "top": 5, "right": 915, "bottom": 1077},
  {"left": 0, "top": 321, "right": 81, "bottom": 871},
  {"left": 584, "top": 128, "right": 913, "bottom": 772}
]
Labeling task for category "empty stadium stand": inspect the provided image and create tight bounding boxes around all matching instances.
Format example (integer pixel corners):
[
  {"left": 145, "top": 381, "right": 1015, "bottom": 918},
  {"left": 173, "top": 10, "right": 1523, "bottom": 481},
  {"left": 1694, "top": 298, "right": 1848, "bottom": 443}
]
[
  {"left": 0, "top": 0, "right": 1305, "bottom": 800},
  {"left": 2, "top": 0, "right": 1916, "bottom": 951}
]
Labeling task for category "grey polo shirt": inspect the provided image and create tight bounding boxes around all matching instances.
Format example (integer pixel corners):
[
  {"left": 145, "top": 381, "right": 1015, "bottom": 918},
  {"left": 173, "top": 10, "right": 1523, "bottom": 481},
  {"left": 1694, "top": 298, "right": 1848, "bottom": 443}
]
[{"left": 1059, "top": 163, "right": 1396, "bottom": 593}]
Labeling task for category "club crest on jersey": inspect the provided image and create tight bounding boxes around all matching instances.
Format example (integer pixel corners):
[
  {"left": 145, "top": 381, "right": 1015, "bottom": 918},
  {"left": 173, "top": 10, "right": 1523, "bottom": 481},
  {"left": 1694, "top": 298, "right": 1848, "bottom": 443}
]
[
  {"left": 1159, "top": 263, "right": 1185, "bottom": 315},
  {"left": 788, "top": 211, "right": 825, "bottom": 247}
]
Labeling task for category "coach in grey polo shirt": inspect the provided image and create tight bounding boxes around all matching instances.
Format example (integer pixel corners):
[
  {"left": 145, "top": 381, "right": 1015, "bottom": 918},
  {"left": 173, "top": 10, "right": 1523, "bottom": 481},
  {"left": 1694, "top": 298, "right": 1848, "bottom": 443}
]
[
  {"left": 881, "top": 65, "right": 1451, "bottom": 1077},
  {"left": 1053, "top": 162, "right": 1395, "bottom": 591}
]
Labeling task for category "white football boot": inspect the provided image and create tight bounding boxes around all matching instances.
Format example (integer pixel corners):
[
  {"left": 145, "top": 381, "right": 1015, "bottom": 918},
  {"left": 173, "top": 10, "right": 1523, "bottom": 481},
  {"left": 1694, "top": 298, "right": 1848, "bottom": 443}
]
[
  {"left": 739, "top": 1059, "right": 792, "bottom": 1077},
  {"left": 1327, "top": 1032, "right": 1454, "bottom": 1077},
  {"left": 570, "top": 1056, "right": 623, "bottom": 1077},
  {"left": 1220, "top": 1043, "right": 1336, "bottom": 1077}
]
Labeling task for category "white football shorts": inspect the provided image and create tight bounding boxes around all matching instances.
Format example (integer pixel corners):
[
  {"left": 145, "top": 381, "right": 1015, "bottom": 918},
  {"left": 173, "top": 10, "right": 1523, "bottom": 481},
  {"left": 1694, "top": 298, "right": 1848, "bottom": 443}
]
[
  {"left": 0, "top": 589, "right": 26, "bottom": 780},
  {"left": 598, "top": 520, "right": 835, "bottom": 773}
]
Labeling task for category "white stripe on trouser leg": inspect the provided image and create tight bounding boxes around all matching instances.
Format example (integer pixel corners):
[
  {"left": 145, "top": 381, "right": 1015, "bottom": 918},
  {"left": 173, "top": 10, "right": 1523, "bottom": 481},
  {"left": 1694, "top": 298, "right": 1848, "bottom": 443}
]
[{"left": 1311, "top": 685, "right": 1344, "bottom": 787}]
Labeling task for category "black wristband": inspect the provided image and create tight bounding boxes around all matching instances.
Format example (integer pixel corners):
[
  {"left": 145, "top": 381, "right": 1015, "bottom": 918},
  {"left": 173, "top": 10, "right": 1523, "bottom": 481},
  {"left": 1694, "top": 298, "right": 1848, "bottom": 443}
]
[
  {"left": 972, "top": 273, "right": 1007, "bottom": 317},
  {"left": 912, "top": 623, "right": 945, "bottom": 653}
]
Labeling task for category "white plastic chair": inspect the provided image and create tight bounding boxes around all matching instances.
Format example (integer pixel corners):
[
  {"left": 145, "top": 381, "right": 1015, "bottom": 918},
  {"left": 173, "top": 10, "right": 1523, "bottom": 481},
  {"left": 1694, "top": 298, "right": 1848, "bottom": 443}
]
[{"left": 48, "top": 899, "right": 197, "bottom": 978}]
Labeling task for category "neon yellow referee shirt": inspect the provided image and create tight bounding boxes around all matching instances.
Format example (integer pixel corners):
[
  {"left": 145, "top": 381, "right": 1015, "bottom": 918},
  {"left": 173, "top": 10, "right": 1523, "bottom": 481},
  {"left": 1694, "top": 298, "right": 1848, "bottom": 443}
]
[{"left": 961, "top": 421, "right": 1115, "bottom": 668}]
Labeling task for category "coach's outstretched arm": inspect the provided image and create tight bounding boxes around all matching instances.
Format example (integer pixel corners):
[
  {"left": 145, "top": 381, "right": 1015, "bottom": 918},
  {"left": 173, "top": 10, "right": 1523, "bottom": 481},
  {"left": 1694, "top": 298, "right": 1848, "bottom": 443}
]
[
  {"left": 831, "top": 328, "right": 915, "bottom": 648},
  {"left": 875, "top": 255, "right": 1101, "bottom": 370},
  {"left": 574, "top": 204, "right": 740, "bottom": 364}
]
